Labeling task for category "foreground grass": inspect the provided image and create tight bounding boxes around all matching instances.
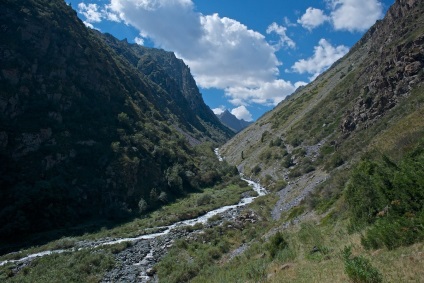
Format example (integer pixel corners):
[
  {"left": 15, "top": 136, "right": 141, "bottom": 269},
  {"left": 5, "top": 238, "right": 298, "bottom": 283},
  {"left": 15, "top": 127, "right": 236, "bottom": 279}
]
[
  {"left": 179, "top": 215, "right": 423, "bottom": 283},
  {"left": 0, "top": 249, "right": 114, "bottom": 282}
]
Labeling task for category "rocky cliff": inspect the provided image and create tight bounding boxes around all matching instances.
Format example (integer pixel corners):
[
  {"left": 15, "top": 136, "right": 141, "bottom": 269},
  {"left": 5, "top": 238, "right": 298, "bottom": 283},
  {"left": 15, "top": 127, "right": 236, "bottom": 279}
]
[{"left": 340, "top": 0, "right": 423, "bottom": 134}]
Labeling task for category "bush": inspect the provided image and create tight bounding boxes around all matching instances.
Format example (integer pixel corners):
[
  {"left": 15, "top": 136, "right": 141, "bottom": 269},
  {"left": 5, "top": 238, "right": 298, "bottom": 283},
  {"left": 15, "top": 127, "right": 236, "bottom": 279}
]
[
  {"left": 325, "top": 153, "right": 345, "bottom": 170},
  {"left": 138, "top": 198, "right": 148, "bottom": 213},
  {"left": 267, "top": 231, "right": 288, "bottom": 258},
  {"left": 342, "top": 246, "right": 383, "bottom": 283},
  {"left": 251, "top": 165, "right": 261, "bottom": 175},
  {"left": 361, "top": 212, "right": 424, "bottom": 250},
  {"left": 196, "top": 194, "right": 212, "bottom": 206},
  {"left": 282, "top": 154, "right": 294, "bottom": 168},
  {"left": 346, "top": 145, "right": 424, "bottom": 244},
  {"left": 288, "top": 169, "right": 302, "bottom": 178},
  {"left": 269, "top": 179, "right": 287, "bottom": 192}
]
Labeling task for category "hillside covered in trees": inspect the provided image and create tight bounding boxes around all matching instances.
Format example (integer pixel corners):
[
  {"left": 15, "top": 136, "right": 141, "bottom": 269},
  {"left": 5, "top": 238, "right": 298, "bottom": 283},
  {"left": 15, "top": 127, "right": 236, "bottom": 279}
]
[{"left": 0, "top": 0, "right": 235, "bottom": 244}]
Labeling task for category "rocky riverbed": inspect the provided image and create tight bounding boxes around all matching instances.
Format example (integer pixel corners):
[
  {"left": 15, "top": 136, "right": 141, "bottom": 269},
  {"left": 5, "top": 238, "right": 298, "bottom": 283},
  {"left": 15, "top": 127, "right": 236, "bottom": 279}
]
[{"left": 101, "top": 206, "right": 253, "bottom": 283}]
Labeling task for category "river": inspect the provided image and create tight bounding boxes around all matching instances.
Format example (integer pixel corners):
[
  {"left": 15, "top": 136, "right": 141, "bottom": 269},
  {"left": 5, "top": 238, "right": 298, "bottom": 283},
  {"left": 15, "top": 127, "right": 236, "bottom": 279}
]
[{"left": 0, "top": 149, "right": 267, "bottom": 271}]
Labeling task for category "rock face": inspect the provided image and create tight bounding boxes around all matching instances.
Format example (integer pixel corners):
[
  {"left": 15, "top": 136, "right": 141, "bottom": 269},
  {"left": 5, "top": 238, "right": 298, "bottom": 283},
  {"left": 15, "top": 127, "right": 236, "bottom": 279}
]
[
  {"left": 216, "top": 110, "right": 252, "bottom": 133},
  {"left": 340, "top": 0, "right": 424, "bottom": 134},
  {"left": 0, "top": 0, "right": 233, "bottom": 244}
]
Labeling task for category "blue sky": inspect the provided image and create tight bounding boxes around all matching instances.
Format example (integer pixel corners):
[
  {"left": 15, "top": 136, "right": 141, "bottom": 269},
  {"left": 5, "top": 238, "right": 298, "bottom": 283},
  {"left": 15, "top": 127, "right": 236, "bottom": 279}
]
[{"left": 69, "top": 0, "right": 394, "bottom": 121}]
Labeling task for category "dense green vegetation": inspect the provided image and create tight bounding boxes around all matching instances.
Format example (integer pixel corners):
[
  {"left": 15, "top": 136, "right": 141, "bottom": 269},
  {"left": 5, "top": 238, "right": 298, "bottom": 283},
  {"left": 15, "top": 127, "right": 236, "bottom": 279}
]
[
  {"left": 346, "top": 144, "right": 424, "bottom": 249},
  {"left": 0, "top": 0, "right": 234, "bottom": 249},
  {"left": 342, "top": 246, "right": 383, "bottom": 283}
]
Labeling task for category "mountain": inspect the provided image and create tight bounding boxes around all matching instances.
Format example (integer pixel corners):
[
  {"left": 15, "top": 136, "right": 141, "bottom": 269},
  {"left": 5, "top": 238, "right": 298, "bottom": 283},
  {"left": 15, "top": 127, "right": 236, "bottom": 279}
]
[
  {"left": 97, "top": 32, "right": 233, "bottom": 143},
  {"left": 0, "top": 0, "right": 423, "bottom": 281},
  {"left": 221, "top": 0, "right": 423, "bottom": 185},
  {"left": 216, "top": 110, "right": 252, "bottom": 133},
  {"left": 0, "top": 0, "right": 235, "bottom": 242}
]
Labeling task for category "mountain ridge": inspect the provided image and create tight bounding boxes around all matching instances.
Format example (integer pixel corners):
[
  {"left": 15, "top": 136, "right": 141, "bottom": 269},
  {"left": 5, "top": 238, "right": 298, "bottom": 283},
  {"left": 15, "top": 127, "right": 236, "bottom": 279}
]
[
  {"left": 216, "top": 110, "right": 252, "bottom": 133},
  {"left": 221, "top": 0, "right": 423, "bottom": 182}
]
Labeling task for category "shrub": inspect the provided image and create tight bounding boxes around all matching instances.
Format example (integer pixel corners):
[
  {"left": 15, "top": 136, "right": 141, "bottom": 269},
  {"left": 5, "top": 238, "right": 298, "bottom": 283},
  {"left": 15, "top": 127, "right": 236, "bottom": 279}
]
[
  {"left": 346, "top": 145, "right": 424, "bottom": 243},
  {"left": 288, "top": 169, "right": 302, "bottom": 178},
  {"left": 196, "top": 194, "right": 212, "bottom": 206},
  {"left": 325, "top": 153, "right": 345, "bottom": 170},
  {"left": 138, "top": 198, "right": 148, "bottom": 213},
  {"left": 282, "top": 154, "right": 294, "bottom": 168},
  {"left": 342, "top": 246, "right": 383, "bottom": 283},
  {"left": 269, "top": 179, "right": 287, "bottom": 192},
  {"left": 251, "top": 165, "right": 261, "bottom": 175},
  {"left": 267, "top": 231, "right": 288, "bottom": 258},
  {"left": 361, "top": 212, "right": 424, "bottom": 250},
  {"left": 290, "top": 137, "right": 303, "bottom": 147}
]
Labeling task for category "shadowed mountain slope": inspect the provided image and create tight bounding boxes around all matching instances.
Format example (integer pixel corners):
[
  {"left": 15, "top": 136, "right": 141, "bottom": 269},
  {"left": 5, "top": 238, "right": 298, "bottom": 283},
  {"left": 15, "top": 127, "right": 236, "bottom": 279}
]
[{"left": 0, "top": 0, "right": 234, "bottom": 243}]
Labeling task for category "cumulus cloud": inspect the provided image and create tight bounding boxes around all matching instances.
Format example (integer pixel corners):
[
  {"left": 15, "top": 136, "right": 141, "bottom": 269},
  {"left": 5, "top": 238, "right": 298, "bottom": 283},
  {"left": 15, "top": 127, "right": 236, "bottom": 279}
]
[
  {"left": 291, "top": 38, "right": 348, "bottom": 80},
  {"left": 103, "top": 0, "right": 299, "bottom": 107},
  {"left": 226, "top": 79, "right": 306, "bottom": 107},
  {"left": 212, "top": 106, "right": 226, "bottom": 115},
  {"left": 78, "top": 3, "right": 102, "bottom": 23},
  {"left": 297, "top": 7, "right": 329, "bottom": 30},
  {"left": 266, "top": 22, "right": 296, "bottom": 49},
  {"left": 298, "top": 0, "right": 384, "bottom": 32},
  {"left": 76, "top": 0, "right": 306, "bottom": 107},
  {"left": 78, "top": 2, "right": 121, "bottom": 24},
  {"left": 329, "top": 0, "right": 383, "bottom": 32},
  {"left": 231, "top": 106, "right": 253, "bottom": 122},
  {"left": 82, "top": 21, "right": 94, "bottom": 29},
  {"left": 107, "top": 0, "right": 202, "bottom": 56},
  {"left": 185, "top": 14, "right": 280, "bottom": 90},
  {"left": 134, "top": 37, "right": 145, "bottom": 45}
]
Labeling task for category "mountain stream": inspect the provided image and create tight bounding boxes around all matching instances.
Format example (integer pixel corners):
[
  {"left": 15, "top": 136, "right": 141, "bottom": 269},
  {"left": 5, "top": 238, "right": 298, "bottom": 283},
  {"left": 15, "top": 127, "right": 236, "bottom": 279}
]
[{"left": 1, "top": 149, "right": 267, "bottom": 282}]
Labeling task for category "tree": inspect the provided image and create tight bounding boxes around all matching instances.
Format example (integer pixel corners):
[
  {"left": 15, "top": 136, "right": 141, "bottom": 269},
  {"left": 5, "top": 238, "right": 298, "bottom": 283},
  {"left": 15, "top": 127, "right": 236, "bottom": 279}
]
[{"left": 138, "top": 198, "right": 148, "bottom": 213}]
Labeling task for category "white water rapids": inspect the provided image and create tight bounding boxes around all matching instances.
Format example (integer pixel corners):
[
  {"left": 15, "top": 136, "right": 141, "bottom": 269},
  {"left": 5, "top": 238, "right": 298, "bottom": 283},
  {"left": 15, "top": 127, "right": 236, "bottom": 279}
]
[{"left": 0, "top": 149, "right": 266, "bottom": 267}]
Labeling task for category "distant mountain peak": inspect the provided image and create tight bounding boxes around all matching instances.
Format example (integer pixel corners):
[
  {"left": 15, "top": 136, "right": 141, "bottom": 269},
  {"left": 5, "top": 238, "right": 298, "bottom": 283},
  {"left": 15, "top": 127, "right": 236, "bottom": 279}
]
[{"left": 216, "top": 110, "right": 252, "bottom": 133}]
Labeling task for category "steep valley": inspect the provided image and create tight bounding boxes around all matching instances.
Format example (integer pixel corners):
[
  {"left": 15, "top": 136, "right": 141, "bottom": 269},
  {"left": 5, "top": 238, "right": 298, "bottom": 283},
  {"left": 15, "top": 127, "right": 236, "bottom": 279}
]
[{"left": 1, "top": 0, "right": 424, "bottom": 282}]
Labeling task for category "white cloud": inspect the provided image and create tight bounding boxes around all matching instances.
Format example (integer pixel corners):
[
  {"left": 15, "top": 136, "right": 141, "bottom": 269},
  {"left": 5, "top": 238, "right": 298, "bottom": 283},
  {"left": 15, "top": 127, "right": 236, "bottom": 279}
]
[
  {"left": 77, "top": 0, "right": 305, "bottom": 107},
  {"left": 78, "top": 2, "right": 121, "bottom": 24},
  {"left": 105, "top": 0, "right": 296, "bottom": 107},
  {"left": 103, "top": 4, "right": 121, "bottom": 22},
  {"left": 134, "top": 37, "right": 144, "bottom": 45},
  {"left": 78, "top": 3, "right": 102, "bottom": 23},
  {"left": 266, "top": 22, "right": 296, "bottom": 49},
  {"left": 291, "top": 38, "right": 348, "bottom": 80},
  {"left": 297, "top": 0, "right": 383, "bottom": 32},
  {"left": 297, "top": 7, "right": 329, "bottom": 30},
  {"left": 231, "top": 106, "right": 253, "bottom": 122},
  {"left": 212, "top": 106, "right": 226, "bottom": 115},
  {"left": 226, "top": 79, "right": 305, "bottom": 107},
  {"left": 109, "top": 0, "right": 202, "bottom": 56},
  {"left": 82, "top": 21, "right": 94, "bottom": 29},
  {"left": 329, "top": 0, "right": 383, "bottom": 32},
  {"left": 186, "top": 14, "right": 280, "bottom": 89},
  {"left": 284, "top": 17, "right": 297, "bottom": 27}
]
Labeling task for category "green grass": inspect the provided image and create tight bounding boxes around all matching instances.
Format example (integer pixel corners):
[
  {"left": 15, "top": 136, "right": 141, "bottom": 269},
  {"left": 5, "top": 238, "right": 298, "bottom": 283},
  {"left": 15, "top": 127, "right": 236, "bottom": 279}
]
[
  {"left": 0, "top": 249, "right": 114, "bottom": 283},
  {"left": 0, "top": 182, "right": 250, "bottom": 262}
]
